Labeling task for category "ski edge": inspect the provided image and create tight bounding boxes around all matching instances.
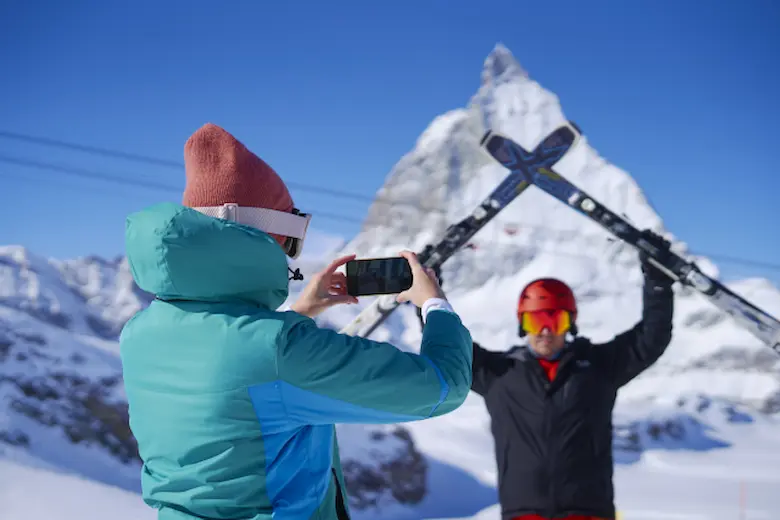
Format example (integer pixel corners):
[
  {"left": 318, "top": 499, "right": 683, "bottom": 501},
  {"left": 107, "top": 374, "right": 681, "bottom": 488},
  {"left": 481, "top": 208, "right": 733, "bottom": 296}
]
[
  {"left": 480, "top": 125, "right": 780, "bottom": 352},
  {"left": 339, "top": 181, "right": 534, "bottom": 338},
  {"left": 480, "top": 120, "right": 584, "bottom": 176},
  {"left": 340, "top": 122, "right": 582, "bottom": 339}
]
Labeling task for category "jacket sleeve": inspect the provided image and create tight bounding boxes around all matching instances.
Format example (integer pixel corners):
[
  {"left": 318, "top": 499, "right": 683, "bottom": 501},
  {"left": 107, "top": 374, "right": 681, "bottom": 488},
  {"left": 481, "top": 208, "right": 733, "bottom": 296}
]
[
  {"left": 273, "top": 307, "right": 473, "bottom": 425},
  {"left": 595, "top": 276, "right": 674, "bottom": 388},
  {"left": 417, "top": 303, "right": 508, "bottom": 397},
  {"left": 471, "top": 341, "right": 511, "bottom": 396}
]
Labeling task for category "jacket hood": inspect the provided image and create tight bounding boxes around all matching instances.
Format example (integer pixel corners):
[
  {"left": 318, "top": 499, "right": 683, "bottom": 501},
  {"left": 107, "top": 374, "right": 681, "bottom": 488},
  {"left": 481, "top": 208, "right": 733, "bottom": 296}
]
[{"left": 125, "top": 202, "right": 289, "bottom": 310}]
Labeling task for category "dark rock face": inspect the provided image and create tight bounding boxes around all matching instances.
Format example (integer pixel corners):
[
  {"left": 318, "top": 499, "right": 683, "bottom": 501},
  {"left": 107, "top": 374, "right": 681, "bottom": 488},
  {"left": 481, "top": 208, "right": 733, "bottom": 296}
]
[
  {"left": 760, "top": 391, "right": 780, "bottom": 415},
  {"left": 688, "top": 347, "right": 780, "bottom": 372},
  {"left": 1, "top": 318, "right": 431, "bottom": 512},
  {"left": 341, "top": 426, "right": 428, "bottom": 511},
  {"left": 611, "top": 395, "right": 762, "bottom": 463},
  {"left": 0, "top": 322, "right": 140, "bottom": 465},
  {"left": 0, "top": 251, "right": 154, "bottom": 341},
  {"left": 613, "top": 417, "right": 691, "bottom": 453}
]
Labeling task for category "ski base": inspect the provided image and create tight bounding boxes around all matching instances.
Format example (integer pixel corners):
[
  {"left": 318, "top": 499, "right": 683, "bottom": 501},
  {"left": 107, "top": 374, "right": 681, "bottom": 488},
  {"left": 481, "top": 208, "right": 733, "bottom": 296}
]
[
  {"left": 481, "top": 124, "right": 780, "bottom": 354},
  {"left": 340, "top": 123, "right": 580, "bottom": 338}
]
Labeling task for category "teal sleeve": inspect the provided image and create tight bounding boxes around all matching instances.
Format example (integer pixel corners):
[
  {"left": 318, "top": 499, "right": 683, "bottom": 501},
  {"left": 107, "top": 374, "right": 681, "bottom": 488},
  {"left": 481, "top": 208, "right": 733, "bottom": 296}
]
[{"left": 274, "top": 309, "right": 473, "bottom": 424}]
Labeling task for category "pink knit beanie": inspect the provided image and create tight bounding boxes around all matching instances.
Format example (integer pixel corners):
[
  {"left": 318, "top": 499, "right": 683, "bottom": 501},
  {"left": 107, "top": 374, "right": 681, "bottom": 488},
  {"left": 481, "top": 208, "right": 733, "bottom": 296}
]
[{"left": 182, "top": 123, "right": 293, "bottom": 246}]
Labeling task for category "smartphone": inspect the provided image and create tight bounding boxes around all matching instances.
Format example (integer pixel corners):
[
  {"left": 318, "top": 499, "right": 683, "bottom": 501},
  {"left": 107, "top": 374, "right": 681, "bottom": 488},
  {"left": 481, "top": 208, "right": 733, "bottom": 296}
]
[{"left": 345, "top": 256, "right": 413, "bottom": 297}]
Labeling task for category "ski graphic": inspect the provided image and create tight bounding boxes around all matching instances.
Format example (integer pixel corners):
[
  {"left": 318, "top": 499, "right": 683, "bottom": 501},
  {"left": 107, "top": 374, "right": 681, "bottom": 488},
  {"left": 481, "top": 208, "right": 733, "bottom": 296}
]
[
  {"left": 339, "top": 123, "right": 580, "bottom": 338},
  {"left": 481, "top": 122, "right": 780, "bottom": 354}
]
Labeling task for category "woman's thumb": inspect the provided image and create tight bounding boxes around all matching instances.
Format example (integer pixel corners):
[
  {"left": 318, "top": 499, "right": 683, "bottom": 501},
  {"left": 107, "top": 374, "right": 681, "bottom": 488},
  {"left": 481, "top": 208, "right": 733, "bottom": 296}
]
[
  {"left": 399, "top": 250, "right": 423, "bottom": 273},
  {"left": 396, "top": 289, "right": 411, "bottom": 304}
]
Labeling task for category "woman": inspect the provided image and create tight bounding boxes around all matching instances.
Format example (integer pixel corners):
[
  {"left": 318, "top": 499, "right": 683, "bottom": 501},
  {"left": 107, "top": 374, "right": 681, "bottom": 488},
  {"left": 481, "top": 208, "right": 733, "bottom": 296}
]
[{"left": 119, "top": 123, "right": 473, "bottom": 520}]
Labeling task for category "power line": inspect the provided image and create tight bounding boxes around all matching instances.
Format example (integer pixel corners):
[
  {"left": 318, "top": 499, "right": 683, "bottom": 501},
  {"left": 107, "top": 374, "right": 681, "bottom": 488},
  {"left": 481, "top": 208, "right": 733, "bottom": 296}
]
[
  {"left": 2, "top": 131, "right": 780, "bottom": 274},
  {"left": 0, "top": 154, "right": 181, "bottom": 193},
  {"left": 0, "top": 130, "right": 377, "bottom": 203},
  {"left": 0, "top": 130, "right": 182, "bottom": 168},
  {"left": 4, "top": 167, "right": 780, "bottom": 274},
  {"left": 684, "top": 253, "right": 780, "bottom": 272},
  {"left": 0, "top": 153, "right": 450, "bottom": 213},
  {"left": 0, "top": 153, "right": 420, "bottom": 212},
  {"left": 0, "top": 170, "right": 359, "bottom": 225},
  {"left": 0, "top": 170, "right": 619, "bottom": 267}
]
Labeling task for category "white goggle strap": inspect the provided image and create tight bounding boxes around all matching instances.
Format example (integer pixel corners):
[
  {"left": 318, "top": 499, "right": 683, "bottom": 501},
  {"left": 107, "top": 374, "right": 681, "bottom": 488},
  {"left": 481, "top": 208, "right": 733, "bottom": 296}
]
[{"left": 192, "top": 203, "right": 311, "bottom": 258}]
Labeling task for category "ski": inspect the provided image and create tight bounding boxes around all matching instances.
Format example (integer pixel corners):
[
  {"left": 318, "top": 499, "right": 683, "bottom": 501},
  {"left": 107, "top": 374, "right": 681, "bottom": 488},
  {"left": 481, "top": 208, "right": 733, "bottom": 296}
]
[
  {"left": 339, "top": 123, "right": 580, "bottom": 338},
  {"left": 481, "top": 122, "right": 780, "bottom": 355}
]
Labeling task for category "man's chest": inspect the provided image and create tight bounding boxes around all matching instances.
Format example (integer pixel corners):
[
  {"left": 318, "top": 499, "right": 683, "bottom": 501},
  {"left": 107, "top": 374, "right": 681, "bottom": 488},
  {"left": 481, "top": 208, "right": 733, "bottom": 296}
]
[{"left": 485, "top": 356, "right": 616, "bottom": 417}]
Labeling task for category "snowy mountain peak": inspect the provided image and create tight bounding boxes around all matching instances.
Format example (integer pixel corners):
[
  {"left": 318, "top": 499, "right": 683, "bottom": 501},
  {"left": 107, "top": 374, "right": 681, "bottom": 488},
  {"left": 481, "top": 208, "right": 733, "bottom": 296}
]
[
  {"left": 413, "top": 110, "right": 469, "bottom": 154},
  {"left": 0, "top": 245, "right": 42, "bottom": 270},
  {"left": 2, "top": 42, "right": 780, "bottom": 520},
  {"left": 480, "top": 43, "right": 528, "bottom": 88},
  {"left": 0, "top": 247, "right": 151, "bottom": 340},
  {"left": 333, "top": 43, "right": 780, "bottom": 411}
]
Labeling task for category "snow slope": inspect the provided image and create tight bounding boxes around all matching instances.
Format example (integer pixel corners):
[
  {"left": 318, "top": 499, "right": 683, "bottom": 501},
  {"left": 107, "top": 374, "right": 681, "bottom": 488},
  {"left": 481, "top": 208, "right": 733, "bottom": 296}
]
[
  {"left": 3, "top": 399, "right": 779, "bottom": 520},
  {"left": 2, "top": 43, "right": 780, "bottom": 519},
  {"left": 0, "top": 243, "right": 451, "bottom": 516},
  {"left": 316, "top": 43, "right": 780, "bottom": 411}
]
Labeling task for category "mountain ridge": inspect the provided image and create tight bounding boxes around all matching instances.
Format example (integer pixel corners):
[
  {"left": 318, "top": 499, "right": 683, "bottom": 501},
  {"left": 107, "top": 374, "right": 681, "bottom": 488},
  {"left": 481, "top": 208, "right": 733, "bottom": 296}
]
[
  {"left": 1, "top": 43, "right": 779, "bottom": 519},
  {"left": 325, "top": 43, "right": 780, "bottom": 409}
]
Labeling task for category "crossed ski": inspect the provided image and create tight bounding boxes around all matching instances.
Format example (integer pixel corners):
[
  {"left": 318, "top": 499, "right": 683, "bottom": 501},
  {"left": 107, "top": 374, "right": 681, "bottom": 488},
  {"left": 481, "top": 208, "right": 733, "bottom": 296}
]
[
  {"left": 481, "top": 122, "right": 780, "bottom": 355},
  {"left": 339, "top": 119, "right": 779, "bottom": 355},
  {"left": 339, "top": 123, "right": 580, "bottom": 338}
]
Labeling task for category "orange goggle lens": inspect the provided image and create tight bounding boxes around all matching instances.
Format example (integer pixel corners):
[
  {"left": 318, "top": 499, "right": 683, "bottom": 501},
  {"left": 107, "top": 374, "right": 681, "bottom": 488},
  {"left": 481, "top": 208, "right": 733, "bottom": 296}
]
[{"left": 521, "top": 309, "right": 571, "bottom": 335}]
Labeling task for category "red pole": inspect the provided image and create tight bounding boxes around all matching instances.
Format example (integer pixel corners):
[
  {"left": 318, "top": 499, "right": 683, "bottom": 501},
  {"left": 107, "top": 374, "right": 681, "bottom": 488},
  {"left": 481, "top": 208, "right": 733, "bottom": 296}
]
[{"left": 739, "top": 480, "right": 746, "bottom": 520}]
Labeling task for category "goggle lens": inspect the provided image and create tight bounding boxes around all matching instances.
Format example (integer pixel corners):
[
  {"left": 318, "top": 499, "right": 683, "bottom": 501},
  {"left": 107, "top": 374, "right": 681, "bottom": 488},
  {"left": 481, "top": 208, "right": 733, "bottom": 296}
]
[
  {"left": 285, "top": 208, "right": 311, "bottom": 259},
  {"left": 521, "top": 309, "right": 571, "bottom": 335}
]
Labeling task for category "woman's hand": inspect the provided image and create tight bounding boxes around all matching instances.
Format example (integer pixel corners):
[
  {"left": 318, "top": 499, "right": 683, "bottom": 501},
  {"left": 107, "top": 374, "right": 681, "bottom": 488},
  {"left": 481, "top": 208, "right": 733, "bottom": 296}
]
[
  {"left": 290, "top": 254, "right": 359, "bottom": 318},
  {"left": 395, "top": 250, "right": 446, "bottom": 307}
]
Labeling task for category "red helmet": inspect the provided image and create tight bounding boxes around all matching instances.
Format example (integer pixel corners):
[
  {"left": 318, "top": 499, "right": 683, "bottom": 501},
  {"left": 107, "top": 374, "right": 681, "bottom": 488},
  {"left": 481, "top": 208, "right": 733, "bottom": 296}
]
[{"left": 517, "top": 278, "right": 577, "bottom": 333}]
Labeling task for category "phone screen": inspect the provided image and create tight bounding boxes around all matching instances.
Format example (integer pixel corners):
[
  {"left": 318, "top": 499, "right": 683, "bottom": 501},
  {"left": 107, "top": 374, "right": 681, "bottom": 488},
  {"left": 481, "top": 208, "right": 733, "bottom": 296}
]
[{"left": 346, "top": 257, "right": 413, "bottom": 297}]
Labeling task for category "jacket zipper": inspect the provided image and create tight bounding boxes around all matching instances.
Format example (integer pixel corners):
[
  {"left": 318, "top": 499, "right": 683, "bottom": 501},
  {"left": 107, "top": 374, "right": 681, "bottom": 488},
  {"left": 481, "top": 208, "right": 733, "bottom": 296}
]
[
  {"left": 332, "top": 468, "right": 350, "bottom": 519},
  {"left": 535, "top": 351, "right": 577, "bottom": 519},
  {"left": 544, "top": 386, "right": 556, "bottom": 519},
  {"left": 528, "top": 356, "right": 557, "bottom": 519},
  {"left": 544, "top": 353, "right": 576, "bottom": 519}
]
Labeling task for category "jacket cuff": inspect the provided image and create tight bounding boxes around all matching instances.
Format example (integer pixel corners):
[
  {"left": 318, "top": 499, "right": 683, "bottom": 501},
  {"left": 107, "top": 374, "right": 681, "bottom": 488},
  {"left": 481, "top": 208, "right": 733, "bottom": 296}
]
[{"left": 421, "top": 298, "right": 455, "bottom": 324}]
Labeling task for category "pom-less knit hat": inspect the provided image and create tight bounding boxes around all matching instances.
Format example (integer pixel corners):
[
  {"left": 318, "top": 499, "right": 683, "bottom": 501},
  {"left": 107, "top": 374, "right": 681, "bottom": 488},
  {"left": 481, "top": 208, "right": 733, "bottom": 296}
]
[{"left": 182, "top": 123, "right": 311, "bottom": 258}]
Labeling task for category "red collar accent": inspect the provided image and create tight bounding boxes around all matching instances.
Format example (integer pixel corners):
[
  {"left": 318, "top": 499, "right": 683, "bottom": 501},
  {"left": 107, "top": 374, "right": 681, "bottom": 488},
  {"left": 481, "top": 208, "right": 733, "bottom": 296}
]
[{"left": 537, "top": 357, "right": 559, "bottom": 381}]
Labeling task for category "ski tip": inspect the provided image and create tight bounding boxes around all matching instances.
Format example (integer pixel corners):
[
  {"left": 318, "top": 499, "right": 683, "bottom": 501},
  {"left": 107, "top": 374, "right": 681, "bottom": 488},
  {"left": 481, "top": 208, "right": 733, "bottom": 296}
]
[{"left": 479, "top": 130, "right": 493, "bottom": 147}]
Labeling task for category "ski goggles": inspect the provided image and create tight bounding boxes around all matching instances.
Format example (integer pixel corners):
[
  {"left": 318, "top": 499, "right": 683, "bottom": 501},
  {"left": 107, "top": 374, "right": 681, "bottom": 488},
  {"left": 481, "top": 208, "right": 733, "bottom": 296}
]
[
  {"left": 193, "top": 203, "right": 312, "bottom": 259},
  {"left": 521, "top": 309, "right": 572, "bottom": 336}
]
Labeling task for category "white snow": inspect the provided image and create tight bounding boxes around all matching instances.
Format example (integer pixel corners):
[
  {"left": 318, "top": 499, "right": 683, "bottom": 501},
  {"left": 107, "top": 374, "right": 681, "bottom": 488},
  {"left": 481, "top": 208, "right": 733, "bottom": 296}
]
[
  {"left": 2, "top": 403, "right": 780, "bottom": 520},
  {"left": 415, "top": 110, "right": 470, "bottom": 152},
  {"left": 2, "top": 43, "right": 779, "bottom": 520},
  {"left": 0, "top": 459, "right": 154, "bottom": 520}
]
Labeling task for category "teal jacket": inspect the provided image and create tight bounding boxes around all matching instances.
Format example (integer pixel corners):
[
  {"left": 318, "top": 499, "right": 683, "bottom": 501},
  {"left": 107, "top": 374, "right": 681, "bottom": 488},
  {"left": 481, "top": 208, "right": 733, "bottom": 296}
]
[{"left": 119, "top": 202, "right": 473, "bottom": 520}]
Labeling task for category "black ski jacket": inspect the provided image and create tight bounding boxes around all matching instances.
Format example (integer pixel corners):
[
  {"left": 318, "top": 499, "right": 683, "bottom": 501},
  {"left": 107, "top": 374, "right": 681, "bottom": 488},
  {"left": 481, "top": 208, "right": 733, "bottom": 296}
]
[{"left": 419, "top": 276, "right": 674, "bottom": 520}]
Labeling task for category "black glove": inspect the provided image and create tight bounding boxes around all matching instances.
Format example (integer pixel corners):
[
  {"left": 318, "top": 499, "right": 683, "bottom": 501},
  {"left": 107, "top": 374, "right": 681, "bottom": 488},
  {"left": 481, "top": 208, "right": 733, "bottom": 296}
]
[{"left": 638, "top": 229, "right": 674, "bottom": 288}]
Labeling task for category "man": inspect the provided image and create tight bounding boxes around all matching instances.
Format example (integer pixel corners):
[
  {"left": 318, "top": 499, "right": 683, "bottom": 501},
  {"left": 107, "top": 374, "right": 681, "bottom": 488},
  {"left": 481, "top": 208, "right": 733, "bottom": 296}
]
[
  {"left": 417, "top": 231, "right": 675, "bottom": 520},
  {"left": 120, "top": 123, "right": 473, "bottom": 520}
]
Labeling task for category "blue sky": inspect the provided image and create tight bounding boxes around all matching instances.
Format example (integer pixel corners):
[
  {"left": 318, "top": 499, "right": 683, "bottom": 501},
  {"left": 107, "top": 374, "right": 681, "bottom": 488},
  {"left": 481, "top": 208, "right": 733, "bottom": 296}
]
[{"left": 0, "top": 1, "right": 778, "bottom": 284}]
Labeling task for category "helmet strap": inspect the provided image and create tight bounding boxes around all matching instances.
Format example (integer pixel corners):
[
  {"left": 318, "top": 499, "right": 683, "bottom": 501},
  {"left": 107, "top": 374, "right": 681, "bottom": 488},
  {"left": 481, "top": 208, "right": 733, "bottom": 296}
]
[{"left": 517, "top": 323, "right": 526, "bottom": 338}]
